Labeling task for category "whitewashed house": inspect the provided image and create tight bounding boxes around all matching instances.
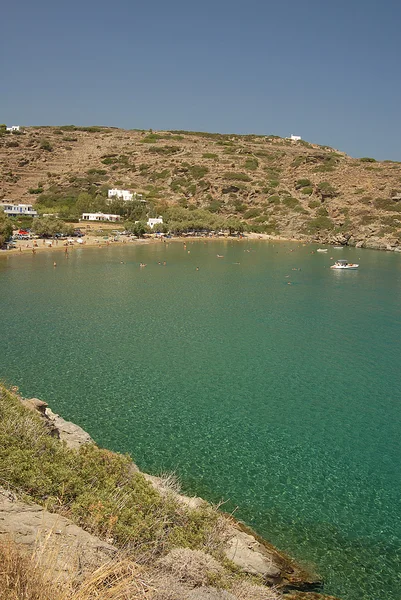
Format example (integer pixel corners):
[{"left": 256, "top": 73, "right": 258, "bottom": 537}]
[
  {"left": 108, "top": 189, "right": 133, "bottom": 202},
  {"left": 6, "top": 126, "right": 20, "bottom": 132},
  {"left": 0, "top": 202, "right": 37, "bottom": 217},
  {"left": 290, "top": 134, "right": 302, "bottom": 141},
  {"left": 107, "top": 189, "right": 144, "bottom": 202},
  {"left": 147, "top": 217, "right": 163, "bottom": 229},
  {"left": 81, "top": 213, "right": 121, "bottom": 222}
]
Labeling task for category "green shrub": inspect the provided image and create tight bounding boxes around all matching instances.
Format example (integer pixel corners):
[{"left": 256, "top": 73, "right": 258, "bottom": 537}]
[
  {"left": 149, "top": 169, "right": 170, "bottom": 182},
  {"left": 244, "top": 208, "right": 261, "bottom": 219},
  {"left": 87, "top": 168, "right": 107, "bottom": 175},
  {"left": 308, "top": 200, "right": 320, "bottom": 209},
  {"left": 223, "top": 172, "right": 252, "bottom": 182},
  {"left": 29, "top": 187, "right": 44, "bottom": 194},
  {"left": 244, "top": 158, "right": 259, "bottom": 171},
  {"left": 360, "top": 157, "right": 377, "bottom": 163},
  {"left": 233, "top": 202, "right": 247, "bottom": 213},
  {"left": 282, "top": 196, "right": 300, "bottom": 209},
  {"left": 374, "top": 198, "right": 401, "bottom": 212},
  {"left": 0, "top": 212, "right": 13, "bottom": 245},
  {"left": 304, "top": 216, "right": 335, "bottom": 233},
  {"left": 39, "top": 139, "right": 53, "bottom": 152},
  {"left": 301, "top": 186, "right": 313, "bottom": 195},
  {"left": 296, "top": 179, "right": 311, "bottom": 188},
  {"left": 140, "top": 133, "right": 172, "bottom": 143},
  {"left": 292, "top": 156, "right": 306, "bottom": 167},
  {"left": 207, "top": 199, "right": 223, "bottom": 213},
  {"left": 182, "top": 164, "right": 209, "bottom": 179},
  {"left": 0, "top": 385, "right": 221, "bottom": 556},
  {"left": 267, "top": 195, "right": 281, "bottom": 205},
  {"left": 316, "top": 181, "right": 337, "bottom": 199},
  {"left": 313, "top": 164, "right": 335, "bottom": 173},
  {"left": 147, "top": 146, "right": 181, "bottom": 155},
  {"left": 202, "top": 153, "right": 218, "bottom": 159},
  {"left": 359, "top": 214, "right": 376, "bottom": 225}
]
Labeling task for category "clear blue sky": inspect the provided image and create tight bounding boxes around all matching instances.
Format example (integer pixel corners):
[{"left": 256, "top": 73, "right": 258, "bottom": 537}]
[{"left": 2, "top": 0, "right": 401, "bottom": 160}]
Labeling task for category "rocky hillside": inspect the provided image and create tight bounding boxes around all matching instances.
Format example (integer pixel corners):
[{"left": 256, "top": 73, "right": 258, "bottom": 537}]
[{"left": 1, "top": 126, "right": 401, "bottom": 248}]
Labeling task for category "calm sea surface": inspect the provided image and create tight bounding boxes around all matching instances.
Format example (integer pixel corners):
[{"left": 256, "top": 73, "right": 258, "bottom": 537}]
[{"left": 1, "top": 240, "right": 400, "bottom": 599}]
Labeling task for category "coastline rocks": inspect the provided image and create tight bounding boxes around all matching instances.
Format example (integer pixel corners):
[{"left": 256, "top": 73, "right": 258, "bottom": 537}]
[
  {"left": 143, "top": 472, "right": 205, "bottom": 510},
  {"left": 21, "top": 397, "right": 93, "bottom": 448},
  {"left": 0, "top": 487, "right": 117, "bottom": 582},
  {"left": 16, "top": 395, "right": 325, "bottom": 596},
  {"left": 44, "top": 408, "right": 93, "bottom": 449},
  {"left": 224, "top": 527, "right": 281, "bottom": 579}
]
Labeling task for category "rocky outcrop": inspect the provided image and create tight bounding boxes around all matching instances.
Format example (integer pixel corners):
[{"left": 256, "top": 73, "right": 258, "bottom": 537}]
[
  {"left": 0, "top": 487, "right": 117, "bottom": 582},
  {"left": 45, "top": 407, "right": 93, "bottom": 449},
  {"left": 224, "top": 527, "right": 281, "bottom": 579},
  {"left": 21, "top": 397, "right": 93, "bottom": 448}
]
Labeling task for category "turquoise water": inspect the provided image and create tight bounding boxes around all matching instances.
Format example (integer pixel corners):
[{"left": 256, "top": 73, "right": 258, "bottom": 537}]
[{"left": 1, "top": 240, "right": 401, "bottom": 599}]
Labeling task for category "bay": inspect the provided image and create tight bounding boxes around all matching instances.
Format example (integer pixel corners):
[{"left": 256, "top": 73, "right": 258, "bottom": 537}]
[{"left": 1, "top": 239, "right": 401, "bottom": 600}]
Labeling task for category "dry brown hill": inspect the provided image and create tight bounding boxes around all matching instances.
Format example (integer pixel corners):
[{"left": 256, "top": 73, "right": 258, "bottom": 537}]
[{"left": 1, "top": 126, "right": 401, "bottom": 248}]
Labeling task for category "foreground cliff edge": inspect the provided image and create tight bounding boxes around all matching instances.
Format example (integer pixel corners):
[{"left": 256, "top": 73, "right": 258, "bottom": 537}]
[{"left": 0, "top": 384, "right": 339, "bottom": 600}]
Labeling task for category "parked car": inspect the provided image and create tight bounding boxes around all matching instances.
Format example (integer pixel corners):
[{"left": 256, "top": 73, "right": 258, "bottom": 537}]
[{"left": 13, "top": 234, "right": 30, "bottom": 240}]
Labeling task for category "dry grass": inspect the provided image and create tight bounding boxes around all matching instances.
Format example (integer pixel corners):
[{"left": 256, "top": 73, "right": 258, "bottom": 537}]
[
  {"left": 0, "top": 538, "right": 57, "bottom": 600},
  {"left": 157, "top": 548, "right": 226, "bottom": 587},
  {"left": 0, "top": 538, "right": 152, "bottom": 600},
  {"left": 231, "top": 580, "right": 281, "bottom": 599}
]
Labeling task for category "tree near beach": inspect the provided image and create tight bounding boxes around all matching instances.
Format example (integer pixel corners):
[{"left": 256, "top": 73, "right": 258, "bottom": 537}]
[
  {"left": 0, "top": 209, "right": 13, "bottom": 247},
  {"left": 124, "top": 221, "right": 149, "bottom": 237},
  {"left": 31, "top": 217, "right": 73, "bottom": 237}
]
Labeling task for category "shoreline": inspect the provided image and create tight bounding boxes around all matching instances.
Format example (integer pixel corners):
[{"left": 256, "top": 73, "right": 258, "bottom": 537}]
[
  {"left": 2, "top": 386, "right": 335, "bottom": 599},
  {"left": 0, "top": 231, "right": 299, "bottom": 259},
  {"left": 2, "top": 229, "right": 401, "bottom": 260}
]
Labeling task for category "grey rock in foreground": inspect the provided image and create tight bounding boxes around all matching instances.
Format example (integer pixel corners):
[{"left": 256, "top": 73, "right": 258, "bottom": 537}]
[
  {"left": 0, "top": 487, "right": 117, "bottom": 581},
  {"left": 45, "top": 407, "right": 93, "bottom": 448},
  {"left": 225, "top": 527, "right": 281, "bottom": 578}
]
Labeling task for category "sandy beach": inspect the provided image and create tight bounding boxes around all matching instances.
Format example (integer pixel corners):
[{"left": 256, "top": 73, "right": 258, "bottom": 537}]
[{"left": 1, "top": 229, "right": 297, "bottom": 259}]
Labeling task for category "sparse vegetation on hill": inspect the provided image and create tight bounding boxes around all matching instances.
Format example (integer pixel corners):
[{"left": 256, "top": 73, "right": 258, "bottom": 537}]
[{"left": 1, "top": 126, "right": 401, "bottom": 248}]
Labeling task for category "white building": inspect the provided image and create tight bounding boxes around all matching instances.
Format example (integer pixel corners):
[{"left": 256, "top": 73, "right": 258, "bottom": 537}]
[
  {"left": 0, "top": 202, "right": 38, "bottom": 217},
  {"left": 147, "top": 217, "right": 163, "bottom": 229},
  {"left": 290, "top": 134, "right": 302, "bottom": 141},
  {"left": 107, "top": 189, "right": 144, "bottom": 202},
  {"left": 6, "top": 126, "right": 20, "bottom": 132},
  {"left": 81, "top": 213, "right": 121, "bottom": 222}
]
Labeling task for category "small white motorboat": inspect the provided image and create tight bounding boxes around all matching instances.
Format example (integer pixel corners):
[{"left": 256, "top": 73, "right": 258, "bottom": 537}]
[
  {"left": 330, "top": 259, "right": 359, "bottom": 270},
  {"left": 317, "top": 248, "right": 328, "bottom": 252}
]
